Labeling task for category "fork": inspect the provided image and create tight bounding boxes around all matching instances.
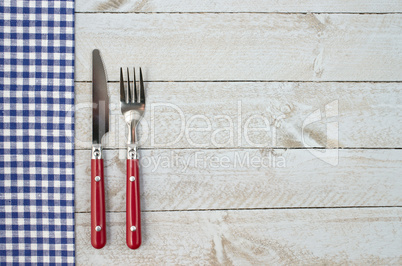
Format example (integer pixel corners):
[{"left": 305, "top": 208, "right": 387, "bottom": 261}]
[{"left": 120, "top": 67, "right": 145, "bottom": 249}]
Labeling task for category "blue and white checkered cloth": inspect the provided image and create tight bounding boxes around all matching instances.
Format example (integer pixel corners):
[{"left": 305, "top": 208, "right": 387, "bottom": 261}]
[{"left": 0, "top": 0, "right": 75, "bottom": 264}]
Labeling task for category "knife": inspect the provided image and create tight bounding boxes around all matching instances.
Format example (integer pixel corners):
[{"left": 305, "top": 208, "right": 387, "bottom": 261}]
[{"left": 91, "top": 49, "right": 109, "bottom": 249}]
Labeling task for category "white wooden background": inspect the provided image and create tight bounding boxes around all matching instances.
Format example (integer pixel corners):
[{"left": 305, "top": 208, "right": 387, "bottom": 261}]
[{"left": 74, "top": 1, "right": 402, "bottom": 264}]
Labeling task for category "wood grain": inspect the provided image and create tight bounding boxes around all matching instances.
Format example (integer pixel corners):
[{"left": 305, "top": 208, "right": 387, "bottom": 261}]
[
  {"left": 75, "top": 149, "right": 402, "bottom": 212},
  {"left": 75, "top": 13, "right": 402, "bottom": 82},
  {"left": 74, "top": 4, "right": 402, "bottom": 264},
  {"left": 75, "top": 82, "right": 402, "bottom": 149},
  {"left": 76, "top": 0, "right": 402, "bottom": 13},
  {"left": 75, "top": 208, "right": 402, "bottom": 265}
]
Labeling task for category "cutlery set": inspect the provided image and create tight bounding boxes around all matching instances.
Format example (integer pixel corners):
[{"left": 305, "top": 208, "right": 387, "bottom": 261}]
[{"left": 91, "top": 49, "right": 145, "bottom": 249}]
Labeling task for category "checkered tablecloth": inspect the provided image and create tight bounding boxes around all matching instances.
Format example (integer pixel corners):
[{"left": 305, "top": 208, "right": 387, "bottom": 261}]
[{"left": 0, "top": 0, "right": 75, "bottom": 264}]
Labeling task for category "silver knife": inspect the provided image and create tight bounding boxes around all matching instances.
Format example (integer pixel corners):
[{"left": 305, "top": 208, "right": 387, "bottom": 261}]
[{"left": 91, "top": 49, "right": 109, "bottom": 249}]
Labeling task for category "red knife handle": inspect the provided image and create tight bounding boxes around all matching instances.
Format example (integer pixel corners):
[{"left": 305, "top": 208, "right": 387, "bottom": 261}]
[
  {"left": 91, "top": 159, "right": 106, "bottom": 249},
  {"left": 126, "top": 159, "right": 141, "bottom": 249}
]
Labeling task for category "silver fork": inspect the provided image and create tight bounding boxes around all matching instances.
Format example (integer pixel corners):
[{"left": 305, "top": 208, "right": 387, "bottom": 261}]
[{"left": 120, "top": 67, "right": 145, "bottom": 250}]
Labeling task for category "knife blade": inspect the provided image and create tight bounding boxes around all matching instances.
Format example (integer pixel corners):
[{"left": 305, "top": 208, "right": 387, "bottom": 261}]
[
  {"left": 91, "top": 49, "right": 109, "bottom": 249},
  {"left": 93, "top": 49, "right": 109, "bottom": 144}
]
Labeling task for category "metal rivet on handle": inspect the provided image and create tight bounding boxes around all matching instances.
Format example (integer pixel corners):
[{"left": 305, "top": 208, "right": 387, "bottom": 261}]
[
  {"left": 129, "top": 176, "right": 135, "bottom": 182},
  {"left": 95, "top": 226, "right": 101, "bottom": 232},
  {"left": 130, "top": 226, "right": 136, "bottom": 232},
  {"left": 95, "top": 176, "right": 101, "bottom": 182}
]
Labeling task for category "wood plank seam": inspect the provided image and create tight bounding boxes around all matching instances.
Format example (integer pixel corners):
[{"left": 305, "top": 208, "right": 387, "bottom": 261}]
[
  {"left": 75, "top": 12, "right": 402, "bottom": 14},
  {"left": 76, "top": 206, "right": 402, "bottom": 214}
]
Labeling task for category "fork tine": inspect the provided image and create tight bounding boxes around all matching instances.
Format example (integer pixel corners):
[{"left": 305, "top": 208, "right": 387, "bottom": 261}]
[
  {"left": 120, "top": 67, "right": 125, "bottom": 102},
  {"left": 139, "top": 67, "right": 145, "bottom": 103},
  {"left": 126, "top": 68, "right": 131, "bottom": 103},
  {"left": 133, "top": 67, "right": 137, "bottom": 103}
]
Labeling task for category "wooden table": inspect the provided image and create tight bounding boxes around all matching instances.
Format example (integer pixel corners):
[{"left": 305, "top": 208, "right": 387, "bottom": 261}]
[{"left": 74, "top": 1, "right": 402, "bottom": 264}]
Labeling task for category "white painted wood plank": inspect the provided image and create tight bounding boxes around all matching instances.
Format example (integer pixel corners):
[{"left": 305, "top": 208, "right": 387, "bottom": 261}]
[
  {"left": 75, "top": 208, "right": 402, "bottom": 264},
  {"left": 75, "top": 14, "right": 402, "bottom": 82},
  {"left": 75, "top": 149, "right": 402, "bottom": 212},
  {"left": 75, "top": 82, "right": 402, "bottom": 149},
  {"left": 76, "top": 0, "right": 402, "bottom": 13}
]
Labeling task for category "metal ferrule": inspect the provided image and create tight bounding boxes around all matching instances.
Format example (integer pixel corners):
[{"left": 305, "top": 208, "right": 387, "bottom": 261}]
[
  {"left": 92, "top": 144, "right": 102, "bottom": 159},
  {"left": 127, "top": 120, "right": 138, "bottom": 145},
  {"left": 127, "top": 144, "right": 138, "bottom": 160}
]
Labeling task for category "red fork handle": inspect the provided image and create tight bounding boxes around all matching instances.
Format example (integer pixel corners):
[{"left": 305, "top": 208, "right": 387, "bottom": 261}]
[
  {"left": 91, "top": 159, "right": 106, "bottom": 249},
  {"left": 126, "top": 159, "right": 141, "bottom": 249}
]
